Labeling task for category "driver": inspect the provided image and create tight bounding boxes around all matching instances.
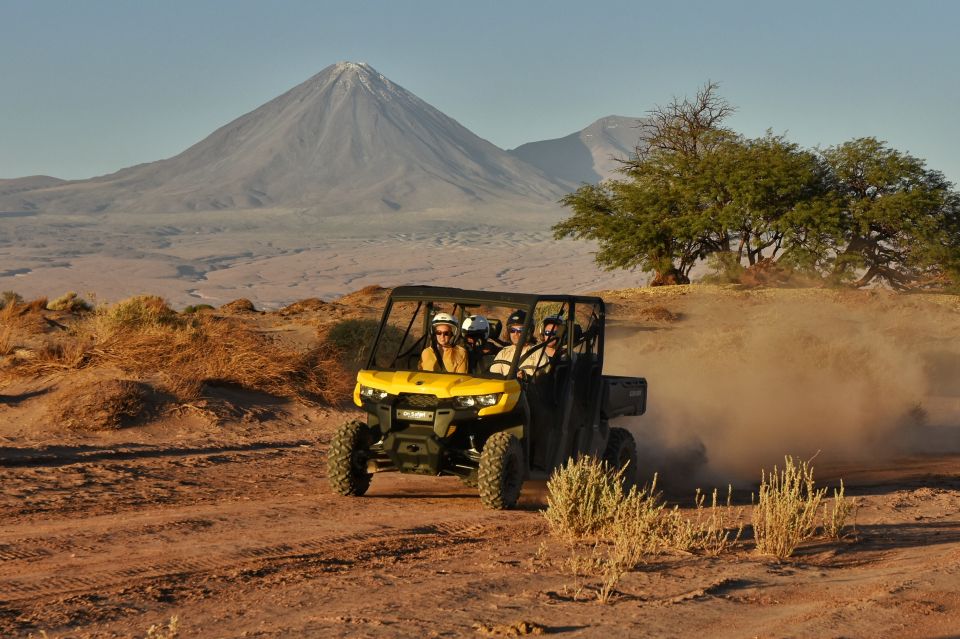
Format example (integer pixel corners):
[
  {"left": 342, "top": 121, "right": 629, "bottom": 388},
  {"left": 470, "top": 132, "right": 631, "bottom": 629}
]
[{"left": 419, "top": 312, "right": 468, "bottom": 374}]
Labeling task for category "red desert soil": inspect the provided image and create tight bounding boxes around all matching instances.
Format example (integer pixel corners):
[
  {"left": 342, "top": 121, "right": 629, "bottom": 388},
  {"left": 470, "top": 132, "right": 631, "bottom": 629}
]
[{"left": 1, "top": 285, "right": 958, "bottom": 638}]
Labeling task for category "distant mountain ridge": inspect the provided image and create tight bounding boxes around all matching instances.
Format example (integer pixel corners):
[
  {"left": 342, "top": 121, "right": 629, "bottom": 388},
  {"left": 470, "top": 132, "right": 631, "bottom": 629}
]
[
  {"left": 0, "top": 63, "right": 642, "bottom": 219},
  {"left": 508, "top": 115, "right": 644, "bottom": 185}
]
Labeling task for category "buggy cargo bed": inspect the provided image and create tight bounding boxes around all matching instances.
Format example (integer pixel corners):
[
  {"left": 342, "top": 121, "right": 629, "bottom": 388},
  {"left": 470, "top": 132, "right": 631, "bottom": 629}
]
[{"left": 601, "top": 375, "right": 647, "bottom": 419}]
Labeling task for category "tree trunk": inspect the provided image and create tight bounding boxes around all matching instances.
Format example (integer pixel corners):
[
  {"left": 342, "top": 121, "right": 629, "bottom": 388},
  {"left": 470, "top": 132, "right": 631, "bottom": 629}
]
[{"left": 650, "top": 268, "right": 691, "bottom": 286}]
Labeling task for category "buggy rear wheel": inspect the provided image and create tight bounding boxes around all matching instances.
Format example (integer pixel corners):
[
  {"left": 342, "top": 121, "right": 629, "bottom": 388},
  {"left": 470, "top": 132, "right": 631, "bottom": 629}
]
[{"left": 603, "top": 426, "right": 638, "bottom": 488}]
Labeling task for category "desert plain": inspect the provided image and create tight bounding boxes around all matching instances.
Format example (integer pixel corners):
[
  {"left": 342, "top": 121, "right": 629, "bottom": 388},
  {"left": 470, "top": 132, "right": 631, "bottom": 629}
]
[{"left": 0, "top": 282, "right": 958, "bottom": 638}]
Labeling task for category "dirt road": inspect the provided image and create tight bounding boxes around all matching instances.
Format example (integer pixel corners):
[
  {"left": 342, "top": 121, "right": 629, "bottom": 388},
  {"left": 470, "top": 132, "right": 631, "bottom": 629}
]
[{"left": 2, "top": 409, "right": 959, "bottom": 638}]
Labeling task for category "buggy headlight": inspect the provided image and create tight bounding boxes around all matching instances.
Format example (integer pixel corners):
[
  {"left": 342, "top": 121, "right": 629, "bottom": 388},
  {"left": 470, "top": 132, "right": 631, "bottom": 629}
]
[
  {"left": 453, "top": 393, "right": 501, "bottom": 409},
  {"left": 359, "top": 385, "right": 390, "bottom": 401}
]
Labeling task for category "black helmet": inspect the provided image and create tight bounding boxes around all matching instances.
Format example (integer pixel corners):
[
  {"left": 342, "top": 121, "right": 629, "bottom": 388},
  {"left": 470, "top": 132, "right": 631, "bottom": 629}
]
[{"left": 507, "top": 309, "right": 527, "bottom": 326}]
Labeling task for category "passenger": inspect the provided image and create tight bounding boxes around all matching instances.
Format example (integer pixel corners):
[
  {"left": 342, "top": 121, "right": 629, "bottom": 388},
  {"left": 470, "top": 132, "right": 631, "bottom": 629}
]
[
  {"left": 526, "top": 315, "right": 565, "bottom": 376},
  {"left": 489, "top": 310, "right": 532, "bottom": 376},
  {"left": 461, "top": 314, "right": 501, "bottom": 375},
  {"left": 419, "top": 312, "right": 468, "bottom": 374}
]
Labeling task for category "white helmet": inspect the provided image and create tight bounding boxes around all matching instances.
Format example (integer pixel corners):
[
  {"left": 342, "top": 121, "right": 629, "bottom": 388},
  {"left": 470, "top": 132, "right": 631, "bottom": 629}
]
[
  {"left": 461, "top": 314, "right": 490, "bottom": 340},
  {"left": 431, "top": 312, "right": 459, "bottom": 337}
]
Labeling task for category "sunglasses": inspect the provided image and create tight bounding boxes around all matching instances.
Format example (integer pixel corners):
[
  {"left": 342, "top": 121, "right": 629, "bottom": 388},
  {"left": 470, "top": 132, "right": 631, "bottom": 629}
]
[
  {"left": 509, "top": 327, "right": 524, "bottom": 334},
  {"left": 434, "top": 330, "right": 453, "bottom": 337},
  {"left": 542, "top": 329, "right": 557, "bottom": 336}
]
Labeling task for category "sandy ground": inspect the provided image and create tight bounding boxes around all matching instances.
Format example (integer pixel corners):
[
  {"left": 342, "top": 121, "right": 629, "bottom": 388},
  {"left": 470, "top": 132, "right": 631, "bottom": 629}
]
[
  {"left": 0, "top": 212, "right": 648, "bottom": 309},
  {"left": 1, "top": 286, "right": 959, "bottom": 638}
]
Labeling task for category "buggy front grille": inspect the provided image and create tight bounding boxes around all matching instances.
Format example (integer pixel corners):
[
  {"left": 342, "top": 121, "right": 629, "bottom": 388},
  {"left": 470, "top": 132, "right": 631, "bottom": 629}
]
[{"left": 401, "top": 393, "right": 439, "bottom": 408}]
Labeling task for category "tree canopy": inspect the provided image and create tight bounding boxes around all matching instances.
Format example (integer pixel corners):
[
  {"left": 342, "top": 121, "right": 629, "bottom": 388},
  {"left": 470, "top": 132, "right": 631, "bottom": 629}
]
[{"left": 553, "top": 85, "right": 960, "bottom": 289}]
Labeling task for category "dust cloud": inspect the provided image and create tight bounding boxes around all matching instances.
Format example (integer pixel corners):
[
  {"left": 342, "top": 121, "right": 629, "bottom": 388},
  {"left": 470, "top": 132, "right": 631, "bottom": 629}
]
[{"left": 603, "top": 289, "right": 960, "bottom": 488}]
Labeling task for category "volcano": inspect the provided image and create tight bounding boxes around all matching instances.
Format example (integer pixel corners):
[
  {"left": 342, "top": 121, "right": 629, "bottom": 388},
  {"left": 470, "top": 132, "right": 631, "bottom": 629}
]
[{"left": 2, "top": 62, "right": 566, "bottom": 217}]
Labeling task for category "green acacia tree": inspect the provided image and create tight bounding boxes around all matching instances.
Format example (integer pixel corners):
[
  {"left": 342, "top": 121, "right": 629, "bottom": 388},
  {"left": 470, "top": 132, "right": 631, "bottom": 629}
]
[
  {"left": 706, "top": 133, "right": 832, "bottom": 268},
  {"left": 816, "top": 138, "right": 960, "bottom": 289},
  {"left": 554, "top": 82, "right": 735, "bottom": 285},
  {"left": 556, "top": 87, "right": 960, "bottom": 289},
  {"left": 554, "top": 85, "right": 831, "bottom": 284}
]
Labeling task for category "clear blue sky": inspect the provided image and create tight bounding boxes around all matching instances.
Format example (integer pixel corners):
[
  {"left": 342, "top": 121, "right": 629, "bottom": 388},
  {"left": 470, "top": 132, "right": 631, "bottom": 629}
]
[{"left": 2, "top": 0, "right": 958, "bottom": 185}]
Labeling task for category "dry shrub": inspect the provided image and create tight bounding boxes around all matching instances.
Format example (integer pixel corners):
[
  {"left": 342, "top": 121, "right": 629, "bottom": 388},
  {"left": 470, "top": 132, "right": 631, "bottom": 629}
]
[
  {"left": 0, "top": 290, "right": 24, "bottom": 309},
  {"left": 640, "top": 305, "right": 682, "bottom": 322},
  {"left": 97, "top": 315, "right": 351, "bottom": 404},
  {"left": 182, "top": 304, "right": 215, "bottom": 314},
  {"left": 7, "top": 295, "right": 352, "bottom": 406},
  {"left": 324, "top": 318, "right": 404, "bottom": 373},
  {"left": 823, "top": 480, "right": 855, "bottom": 539},
  {"left": 658, "top": 487, "right": 744, "bottom": 555},
  {"left": 752, "top": 456, "right": 827, "bottom": 559},
  {"left": 100, "top": 295, "right": 182, "bottom": 331},
  {"left": 0, "top": 297, "right": 50, "bottom": 335},
  {"left": 544, "top": 456, "right": 625, "bottom": 539},
  {"left": 545, "top": 457, "right": 749, "bottom": 601},
  {"left": 51, "top": 378, "right": 148, "bottom": 431},
  {"left": 219, "top": 298, "right": 257, "bottom": 313},
  {"left": 47, "top": 291, "right": 93, "bottom": 313},
  {"left": 280, "top": 298, "right": 326, "bottom": 315},
  {"left": 0, "top": 324, "right": 12, "bottom": 357},
  {"left": 357, "top": 284, "right": 385, "bottom": 296},
  {"left": 145, "top": 616, "right": 180, "bottom": 639}
]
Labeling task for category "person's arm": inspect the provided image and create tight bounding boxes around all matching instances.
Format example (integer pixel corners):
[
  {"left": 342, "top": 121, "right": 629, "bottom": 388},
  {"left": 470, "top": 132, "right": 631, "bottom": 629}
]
[
  {"left": 489, "top": 345, "right": 513, "bottom": 375},
  {"left": 420, "top": 347, "right": 436, "bottom": 371}
]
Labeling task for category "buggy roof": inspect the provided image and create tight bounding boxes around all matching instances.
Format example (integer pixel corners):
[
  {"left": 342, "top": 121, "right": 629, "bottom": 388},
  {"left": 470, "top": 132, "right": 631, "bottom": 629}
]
[{"left": 389, "top": 285, "right": 603, "bottom": 309}]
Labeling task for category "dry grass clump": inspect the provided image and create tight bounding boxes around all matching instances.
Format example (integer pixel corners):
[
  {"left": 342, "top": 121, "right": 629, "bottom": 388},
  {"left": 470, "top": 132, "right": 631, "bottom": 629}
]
[
  {"left": 145, "top": 615, "right": 180, "bottom": 639},
  {"left": 0, "top": 290, "right": 24, "bottom": 309},
  {"left": 323, "top": 318, "right": 405, "bottom": 373},
  {"left": 47, "top": 291, "right": 93, "bottom": 313},
  {"left": 7, "top": 295, "right": 352, "bottom": 406},
  {"left": 51, "top": 378, "right": 148, "bottom": 431},
  {"left": 823, "top": 480, "right": 855, "bottom": 539},
  {"left": 100, "top": 295, "right": 183, "bottom": 331},
  {"left": 280, "top": 298, "right": 327, "bottom": 315},
  {"left": 543, "top": 455, "right": 852, "bottom": 599},
  {"left": 752, "top": 456, "right": 854, "bottom": 559},
  {"left": 182, "top": 303, "right": 215, "bottom": 314},
  {"left": 543, "top": 457, "right": 626, "bottom": 539},
  {"left": 544, "top": 457, "right": 743, "bottom": 602},
  {"left": 219, "top": 298, "right": 257, "bottom": 313},
  {"left": 0, "top": 296, "right": 50, "bottom": 335}
]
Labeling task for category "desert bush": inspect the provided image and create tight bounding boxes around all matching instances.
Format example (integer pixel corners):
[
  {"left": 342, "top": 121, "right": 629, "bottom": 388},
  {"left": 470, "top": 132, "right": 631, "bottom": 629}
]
[
  {"left": 99, "top": 295, "right": 182, "bottom": 331},
  {"left": 544, "top": 456, "right": 626, "bottom": 539},
  {"left": 702, "top": 252, "right": 748, "bottom": 285},
  {"left": 0, "top": 290, "right": 23, "bottom": 309},
  {"left": 47, "top": 291, "right": 93, "bottom": 313},
  {"left": 183, "top": 304, "right": 215, "bottom": 314},
  {"left": 324, "top": 318, "right": 404, "bottom": 372},
  {"left": 52, "top": 378, "right": 148, "bottom": 431},
  {"left": 145, "top": 616, "right": 179, "bottom": 639},
  {"left": 0, "top": 296, "right": 51, "bottom": 337},
  {"left": 219, "top": 298, "right": 257, "bottom": 313},
  {"left": 823, "top": 480, "right": 855, "bottom": 539},
  {"left": 97, "top": 315, "right": 351, "bottom": 404},
  {"left": 546, "top": 460, "right": 745, "bottom": 602},
  {"left": 7, "top": 296, "right": 352, "bottom": 407},
  {"left": 752, "top": 456, "right": 827, "bottom": 559}
]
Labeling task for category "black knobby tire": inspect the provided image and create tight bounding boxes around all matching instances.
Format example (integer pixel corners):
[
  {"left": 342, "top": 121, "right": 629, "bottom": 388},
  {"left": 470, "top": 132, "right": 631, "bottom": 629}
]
[
  {"left": 603, "top": 426, "right": 638, "bottom": 488},
  {"left": 327, "top": 420, "right": 373, "bottom": 496},
  {"left": 477, "top": 431, "right": 524, "bottom": 510}
]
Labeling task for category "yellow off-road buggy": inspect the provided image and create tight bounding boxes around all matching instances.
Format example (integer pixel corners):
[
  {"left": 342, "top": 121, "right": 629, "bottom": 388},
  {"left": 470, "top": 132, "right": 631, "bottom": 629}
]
[{"left": 327, "top": 286, "right": 647, "bottom": 509}]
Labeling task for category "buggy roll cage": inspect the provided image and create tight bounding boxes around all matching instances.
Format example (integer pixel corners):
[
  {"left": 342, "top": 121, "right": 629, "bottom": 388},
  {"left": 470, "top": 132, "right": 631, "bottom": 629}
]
[{"left": 364, "top": 286, "right": 606, "bottom": 377}]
